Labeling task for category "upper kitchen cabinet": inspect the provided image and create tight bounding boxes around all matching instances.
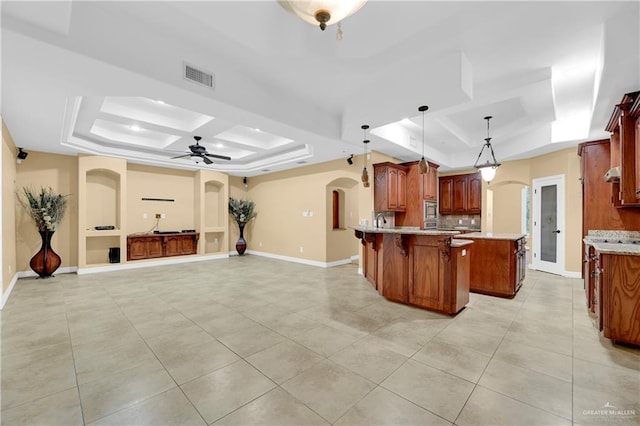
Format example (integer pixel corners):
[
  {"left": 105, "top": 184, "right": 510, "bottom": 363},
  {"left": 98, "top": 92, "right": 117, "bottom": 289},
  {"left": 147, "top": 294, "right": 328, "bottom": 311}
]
[
  {"left": 374, "top": 162, "right": 408, "bottom": 212},
  {"left": 606, "top": 91, "right": 640, "bottom": 207},
  {"left": 439, "top": 172, "right": 481, "bottom": 215},
  {"left": 421, "top": 163, "right": 439, "bottom": 201}
]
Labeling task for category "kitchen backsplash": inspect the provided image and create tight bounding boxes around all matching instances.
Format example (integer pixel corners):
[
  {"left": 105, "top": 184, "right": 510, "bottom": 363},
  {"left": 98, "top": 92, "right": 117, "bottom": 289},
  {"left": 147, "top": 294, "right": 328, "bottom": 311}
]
[{"left": 439, "top": 214, "right": 481, "bottom": 229}]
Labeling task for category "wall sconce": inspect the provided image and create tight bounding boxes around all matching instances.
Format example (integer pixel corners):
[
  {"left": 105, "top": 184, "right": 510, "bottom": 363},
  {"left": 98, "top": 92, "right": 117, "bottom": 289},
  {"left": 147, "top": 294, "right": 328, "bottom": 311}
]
[
  {"left": 346, "top": 154, "right": 354, "bottom": 165},
  {"left": 17, "top": 147, "right": 28, "bottom": 164},
  {"left": 243, "top": 176, "right": 248, "bottom": 188},
  {"left": 473, "top": 116, "right": 501, "bottom": 183}
]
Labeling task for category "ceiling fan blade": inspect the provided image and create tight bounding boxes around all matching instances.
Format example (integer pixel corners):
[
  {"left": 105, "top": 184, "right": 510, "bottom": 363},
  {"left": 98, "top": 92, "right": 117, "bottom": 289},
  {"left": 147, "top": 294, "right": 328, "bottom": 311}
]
[
  {"left": 205, "top": 153, "right": 232, "bottom": 161},
  {"left": 202, "top": 156, "right": 213, "bottom": 165},
  {"left": 170, "top": 154, "right": 191, "bottom": 159}
]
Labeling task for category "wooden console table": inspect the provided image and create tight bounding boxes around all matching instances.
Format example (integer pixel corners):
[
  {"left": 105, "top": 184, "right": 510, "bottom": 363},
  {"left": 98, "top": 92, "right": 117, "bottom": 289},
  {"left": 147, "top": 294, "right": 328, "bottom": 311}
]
[{"left": 127, "top": 232, "right": 199, "bottom": 261}]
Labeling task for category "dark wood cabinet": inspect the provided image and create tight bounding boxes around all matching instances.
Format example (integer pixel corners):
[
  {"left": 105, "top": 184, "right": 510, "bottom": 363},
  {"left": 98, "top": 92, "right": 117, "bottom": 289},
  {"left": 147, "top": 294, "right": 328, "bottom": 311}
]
[
  {"left": 598, "top": 252, "right": 640, "bottom": 345},
  {"left": 439, "top": 172, "right": 481, "bottom": 215},
  {"left": 439, "top": 176, "right": 453, "bottom": 214},
  {"left": 457, "top": 235, "right": 525, "bottom": 297},
  {"left": 127, "top": 232, "right": 199, "bottom": 260},
  {"left": 374, "top": 163, "right": 408, "bottom": 212},
  {"left": 422, "top": 165, "right": 438, "bottom": 201},
  {"left": 395, "top": 161, "right": 440, "bottom": 229}
]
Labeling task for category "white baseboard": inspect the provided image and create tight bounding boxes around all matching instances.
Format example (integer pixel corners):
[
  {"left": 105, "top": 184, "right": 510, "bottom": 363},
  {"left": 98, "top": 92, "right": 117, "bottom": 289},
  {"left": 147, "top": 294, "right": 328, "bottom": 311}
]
[
  {"left": 563, "top": 270, "right": 582, "bottom": 279},
  {"left": 246, "top": 250, "right": 356, "bottom": 268},
  {"left": 17, "top": 266, "right": 78, "bottom": 278},
  {"left": 351, "top": 255, "right": 360, "bottom": 262},
  {"left": 1, "top": 273, "right": 19, "bottom": 310},
  {"left": 77, "top": 254, "right": 229, "bottom": 275},
  {"left": 357, "top": 268, "right": 363, "bottom": 275}
]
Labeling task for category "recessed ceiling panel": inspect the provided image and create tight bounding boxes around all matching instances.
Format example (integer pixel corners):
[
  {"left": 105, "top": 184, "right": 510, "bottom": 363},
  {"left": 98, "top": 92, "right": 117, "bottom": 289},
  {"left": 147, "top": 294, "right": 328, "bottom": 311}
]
[
  {"left": 90, "top": 119, "right": 180, "bottom": 149},
  {"left": 447, "top": 98, "right": 527, "bottom": 141},
  {"left": 100, "top": 97, "right": 214, "bottom": 132},
  {"left": 215, "top": 126, "right": 293, "bottom": 149}
]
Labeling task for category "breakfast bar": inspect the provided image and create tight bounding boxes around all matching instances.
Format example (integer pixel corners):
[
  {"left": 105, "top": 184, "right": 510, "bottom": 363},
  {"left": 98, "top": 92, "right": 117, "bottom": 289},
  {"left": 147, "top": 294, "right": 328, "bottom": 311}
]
[{"left": 354, "top": 226, "right": 473, "bottom": 315}]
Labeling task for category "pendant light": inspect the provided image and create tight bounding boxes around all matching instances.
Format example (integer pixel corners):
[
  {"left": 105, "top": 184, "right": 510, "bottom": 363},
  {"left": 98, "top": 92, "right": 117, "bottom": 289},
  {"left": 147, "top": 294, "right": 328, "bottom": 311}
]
[
  {"left": 473, "top": 116, "right": 501, "bottom": 183},
  {"left": 418, "top": 105, "right": 429, "bottom": 174},
  {"left": 361, "top": 124, "right": 370, "bottom": 188}
]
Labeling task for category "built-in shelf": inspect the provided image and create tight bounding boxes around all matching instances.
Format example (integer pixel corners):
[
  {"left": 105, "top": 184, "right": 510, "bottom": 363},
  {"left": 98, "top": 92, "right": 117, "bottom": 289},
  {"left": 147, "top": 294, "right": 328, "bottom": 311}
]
[
  {"left": 85, "top": 230, "right": 123, "bottom": 237},
  {"left": 204, "top": 226, "right": 225, "bottom": 233}
]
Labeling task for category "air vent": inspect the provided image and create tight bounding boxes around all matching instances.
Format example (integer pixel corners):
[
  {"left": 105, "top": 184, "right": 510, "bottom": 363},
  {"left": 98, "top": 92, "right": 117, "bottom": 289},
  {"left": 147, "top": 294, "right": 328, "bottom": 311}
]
[
  {"left": 183, "top": 63, "right": 214, "bottom": 89},
  {"left": 296, "top": 161, "right": 308, "bottom": 164}
]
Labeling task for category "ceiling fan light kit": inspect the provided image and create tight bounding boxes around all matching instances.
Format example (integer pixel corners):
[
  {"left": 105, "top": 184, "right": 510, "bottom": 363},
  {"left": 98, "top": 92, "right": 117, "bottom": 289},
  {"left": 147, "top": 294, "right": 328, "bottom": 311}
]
[
  {"left": 473, "top": 116, "right": 501, "bottom": 183},
  {"left": 277, "top": 0, "right": 368, "bottom": 31},
  {"left": 170, "top": 135, "right": 232, "bottom": 166}
]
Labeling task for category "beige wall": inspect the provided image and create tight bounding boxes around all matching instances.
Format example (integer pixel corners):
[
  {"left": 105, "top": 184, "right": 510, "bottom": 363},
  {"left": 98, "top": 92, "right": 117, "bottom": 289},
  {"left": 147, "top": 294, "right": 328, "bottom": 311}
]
[
  {"left": 491, "top": 183, "right": 525, "bottom": 234},
  {"left": 127, "top": 164, "right": 196, "bottom": 233},
  {"left": 15, "top": 151, "right": 78, "bottom": 272},
  {"left": 2, "top": 120, "right": 18, "bottom": 294}
]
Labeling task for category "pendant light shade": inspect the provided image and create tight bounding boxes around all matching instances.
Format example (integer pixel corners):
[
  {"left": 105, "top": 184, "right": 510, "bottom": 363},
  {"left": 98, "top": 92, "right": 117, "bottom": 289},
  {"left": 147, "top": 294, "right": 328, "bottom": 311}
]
[
  {"left": 418, "top": 105, "right": 429, "bottom": 174},
  {"left": 361, "top": 124, "right": 370, "bottom": 188},
  {"left": 277, "top": 0, "right": 368, "bottom": 31},
  {"left": 473, "top": 116, "right": 501, "bottom": 183}
]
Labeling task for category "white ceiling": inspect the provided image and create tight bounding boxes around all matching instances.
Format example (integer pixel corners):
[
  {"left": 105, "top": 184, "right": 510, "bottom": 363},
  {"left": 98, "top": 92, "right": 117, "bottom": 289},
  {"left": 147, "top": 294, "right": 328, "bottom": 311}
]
[{"left": 2, "top": 1, "right": 639, "bottom": 176}]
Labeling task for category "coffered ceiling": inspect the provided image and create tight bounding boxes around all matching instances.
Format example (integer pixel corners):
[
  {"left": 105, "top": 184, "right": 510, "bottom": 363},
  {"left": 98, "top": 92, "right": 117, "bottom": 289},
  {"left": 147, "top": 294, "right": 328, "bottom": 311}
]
[{"left": 2, "top": 1, "right": 639, "bottom": 175}]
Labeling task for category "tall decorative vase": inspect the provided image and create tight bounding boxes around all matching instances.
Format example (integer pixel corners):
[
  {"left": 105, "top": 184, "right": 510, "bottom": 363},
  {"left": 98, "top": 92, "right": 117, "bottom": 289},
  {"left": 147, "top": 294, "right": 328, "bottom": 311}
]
[
  {"left": 235, "top": 224, "right": 247, "bottom": 255},
  {"left": 30, "top": 230, "right": 62, "bottom": 278}
]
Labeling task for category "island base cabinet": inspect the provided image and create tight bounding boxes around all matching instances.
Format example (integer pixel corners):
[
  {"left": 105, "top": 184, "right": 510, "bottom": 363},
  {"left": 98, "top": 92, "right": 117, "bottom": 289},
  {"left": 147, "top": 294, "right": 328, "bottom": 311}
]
[
  {"left": 381, "top": 234, "right": 409, "bottom": 304},
  {"left": 408, "top": 237, "right": 444, "bottom": 311},
  {"left": 600, "top": 253, "right": 640, "bottom": 346},
  {"left": 463, "top": 237, "right": 524, "bottom": 298}
]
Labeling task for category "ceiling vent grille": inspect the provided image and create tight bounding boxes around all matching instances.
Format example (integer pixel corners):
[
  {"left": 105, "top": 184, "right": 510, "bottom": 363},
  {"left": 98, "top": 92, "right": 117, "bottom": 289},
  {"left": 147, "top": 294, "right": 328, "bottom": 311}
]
[{"left": 183, "top": 63, "right": 214, "bottom": 89}]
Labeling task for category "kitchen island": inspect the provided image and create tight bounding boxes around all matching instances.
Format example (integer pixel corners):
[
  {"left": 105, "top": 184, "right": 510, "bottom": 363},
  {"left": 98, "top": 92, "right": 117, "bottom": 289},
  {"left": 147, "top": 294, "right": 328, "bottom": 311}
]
[
  {"left": 453, "top": 232, "right": 527, "bottom": 298},
  {"left": 354, "top": 226, "right": 473, "bottom": 315}
]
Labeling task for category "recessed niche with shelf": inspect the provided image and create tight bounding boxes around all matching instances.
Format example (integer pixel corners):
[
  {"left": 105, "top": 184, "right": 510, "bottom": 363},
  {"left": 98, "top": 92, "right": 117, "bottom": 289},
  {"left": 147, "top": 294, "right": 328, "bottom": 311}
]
[
  {"left": 86, "top": 169, "right": 121, "bottom": 229},
  {"left": 204, "top": 181, "right": 224, "bottom": 228},
  {"left": 204, "top": 231, "right": 224, "bottom": 254},
  {"left": 86, "top": 235, "right": 120, "bottom": 266}
]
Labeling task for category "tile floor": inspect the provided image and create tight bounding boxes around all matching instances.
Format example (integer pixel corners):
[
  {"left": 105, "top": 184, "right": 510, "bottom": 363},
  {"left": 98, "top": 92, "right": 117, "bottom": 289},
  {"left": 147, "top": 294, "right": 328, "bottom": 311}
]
[{"left": 1, "top": 255, "right": 639, "bottom": 425}]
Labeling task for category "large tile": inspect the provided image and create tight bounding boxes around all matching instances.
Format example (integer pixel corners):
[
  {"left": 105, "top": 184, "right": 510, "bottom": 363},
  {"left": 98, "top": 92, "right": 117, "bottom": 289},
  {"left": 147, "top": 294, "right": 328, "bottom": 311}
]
[
  {"left": 262, "top": 311, "right": 323, "bottom": 338},
  {"left": 180, "top": 360, "right": 276, "bottom": 424},
  {"left": 456, "top": 385, "right": 571, "bottom": 426},
  {"left": 381, "top": 359, "right": 474, "bottom": 422},
  {"left": 197, "top": 313, "right": 259, "bottom": 337},
  {"left": 290, "top": 324, "right": 362, "bottom": 357},
  {"left": 503, "top": 320, "right": 573, "bottom": 356},
  {"left": 0, "top": 388, "right": 83, "bottom": 426},
  {"left": 78, "top": 360, "right": 176, "bottom": 423},
  {"left": 335, "top": 386, "right": 451, "bottom": 426},
  {"left": 87, "top": 387, "right": 206, "bottom": 426},
  {"left": 217, "top": 323, "right": 286, "bottom": 357},
  {"left": 330, "top": 340, "right": 408, "bottom": 383},
  {"left": 412, "top": 338, "right": 491, "bottom": 383},
  {"left": 214, "top": 388, "right": 329, "bottom": 426},
  {"left": 493, "top": 339, "right": 573, "bottom": 382},
  {"left": 435, "top": 324, "right": 502, "bottom": 356},
  {"left": 246, "top": 340, "right": 324, "bottom": 384},
  {"left": 478, "top": 359, "right": 572, "bottom": 420},
  {"left": 281, "top": 359, "right": 376, "bottom": 423},
  {"left": 1, "top": 342, "right": 77, "bottom": 410}
]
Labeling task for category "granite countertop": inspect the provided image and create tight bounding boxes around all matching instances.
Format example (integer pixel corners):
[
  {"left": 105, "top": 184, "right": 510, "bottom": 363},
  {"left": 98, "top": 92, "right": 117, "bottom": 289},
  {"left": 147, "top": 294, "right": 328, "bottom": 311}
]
[
  {"left": 454, "top": 232, "right": 526, "bottom": 241},
  {"left": 590, "top": 242, "right": 640, "bottom": 256},
  {"left": 451, "top": 239, "right": 474, "bottom": 248},
  {"left": 352, "top": 226, "right": 461, "bottom": 236}
]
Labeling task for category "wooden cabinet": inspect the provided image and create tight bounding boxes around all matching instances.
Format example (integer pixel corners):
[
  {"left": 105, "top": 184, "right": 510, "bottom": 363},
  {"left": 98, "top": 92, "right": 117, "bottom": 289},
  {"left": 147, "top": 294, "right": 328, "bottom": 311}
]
[
  {"left": 374, "top": 163, "right": 408, "bottom": 212},
  {"left": 439, "top": 176, "right": 453, "bottom": 214},
  {"left": 605, "top": 91, "right": 640, "bottom": 206},
  {"left": 355, "top": 230, "right": 470, "bottom": 314},
  {"left": 597, "top": 252, "right": 640, "bottom": 345},
  {"left": 439, "top": 172, "right": 482, "bottom": 215},
  {"left": 422, "top": 165, "right": 438, "bottom": 201},
  {"left": 459, "top": 235, "right": 525, "bottom": 297},
  {"left": 127, "top": 232, "right": 199, "bottom": 260}
]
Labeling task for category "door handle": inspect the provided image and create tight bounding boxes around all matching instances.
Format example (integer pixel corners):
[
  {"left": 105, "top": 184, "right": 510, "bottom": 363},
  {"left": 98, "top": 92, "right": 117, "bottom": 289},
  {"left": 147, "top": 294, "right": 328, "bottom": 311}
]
[{"left": 553, "top": 229, "right": 561, "bottom": 234}]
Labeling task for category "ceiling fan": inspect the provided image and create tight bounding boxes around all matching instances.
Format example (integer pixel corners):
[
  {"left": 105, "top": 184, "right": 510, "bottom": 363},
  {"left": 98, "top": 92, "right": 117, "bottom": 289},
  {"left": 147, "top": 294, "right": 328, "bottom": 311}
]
[{"left": 170, "top": 136, "right": 231, "bottom": 165}]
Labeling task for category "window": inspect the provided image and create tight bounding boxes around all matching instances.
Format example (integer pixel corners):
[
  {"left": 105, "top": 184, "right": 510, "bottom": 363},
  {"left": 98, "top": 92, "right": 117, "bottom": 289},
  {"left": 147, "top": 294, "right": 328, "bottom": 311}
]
[{"left": 332, "top": 190, "right": 340, "bottom": 229}]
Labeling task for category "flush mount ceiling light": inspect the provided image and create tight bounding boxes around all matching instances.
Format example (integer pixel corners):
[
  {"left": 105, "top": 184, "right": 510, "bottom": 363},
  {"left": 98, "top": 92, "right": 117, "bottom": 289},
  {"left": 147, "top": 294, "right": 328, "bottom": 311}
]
[
  {"left": 473, "top": 116, "right": 501, "bottom": 183},
  {"left": 361, "top": 124, "right": 370, "bottom": 188},
  {"left": 277, "top": 0, "right": 368, "bottom": 31},
  {"left": 417, "top": 105, "right": 429, "bottom": 174}
]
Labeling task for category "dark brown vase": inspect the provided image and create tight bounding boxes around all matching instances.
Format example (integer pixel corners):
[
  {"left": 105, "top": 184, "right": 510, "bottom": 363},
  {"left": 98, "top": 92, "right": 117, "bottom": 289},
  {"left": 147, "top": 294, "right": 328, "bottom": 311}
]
[
  {"left": 235, "top": 224, "right": 247, "bottom": 255},
  {"left": 30, "top": 230, "right": 62, "bottom": 278}
]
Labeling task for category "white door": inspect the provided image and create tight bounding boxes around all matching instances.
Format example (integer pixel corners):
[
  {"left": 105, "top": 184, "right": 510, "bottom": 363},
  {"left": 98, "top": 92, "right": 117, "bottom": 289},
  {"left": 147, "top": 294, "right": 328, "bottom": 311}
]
[{"left": 532, "top": 175, "right": 565, "bottom": 275}]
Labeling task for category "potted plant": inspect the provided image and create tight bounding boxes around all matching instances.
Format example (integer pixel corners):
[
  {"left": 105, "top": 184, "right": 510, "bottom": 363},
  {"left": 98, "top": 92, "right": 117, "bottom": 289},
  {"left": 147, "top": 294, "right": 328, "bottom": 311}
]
[
  {"left": 228, "top": 197, "right": 257, "bottom": 255},
  {"left": 19, "top": 186, "right": 69, "bottom": 278}
]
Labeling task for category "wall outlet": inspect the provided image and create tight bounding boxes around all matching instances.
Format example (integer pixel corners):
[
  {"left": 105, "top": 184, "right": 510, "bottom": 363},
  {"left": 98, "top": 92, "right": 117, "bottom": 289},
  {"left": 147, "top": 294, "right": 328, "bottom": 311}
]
[
  {"left": 155, "top": 213, "right": 161, "bottom": 219},
  {"left": 259, "top": 242, "right": 263, "bottom": 247},
  {"left": 308, "top": 210, "right": 313, "bottom": 217},
  {"left": 458, "top": 219, "right": 463, "bottom": 224},
  {"left": 471, "top": 219, "right": 475, "bottom": 225},
  {"left": 143, "top": 213, "right": 148, "bottom": 219},
  {"left": 214, "top": 238, "right": 218, "bottom": 243},
  {"left": 161, "top": 213, "right": 166, "bottom": 219},
  {"left": 300, "top": 246, "right": 304, "bottom": 253}
]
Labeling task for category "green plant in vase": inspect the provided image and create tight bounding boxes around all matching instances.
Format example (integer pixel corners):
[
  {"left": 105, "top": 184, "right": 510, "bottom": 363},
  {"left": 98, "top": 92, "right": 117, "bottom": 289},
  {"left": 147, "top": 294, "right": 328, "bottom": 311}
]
[
  {"left": 18, "top": 186, "right": 69, "bottom": 278},
  {"left": 229, "top": 197, "right": 257, "bottom": 255}
]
